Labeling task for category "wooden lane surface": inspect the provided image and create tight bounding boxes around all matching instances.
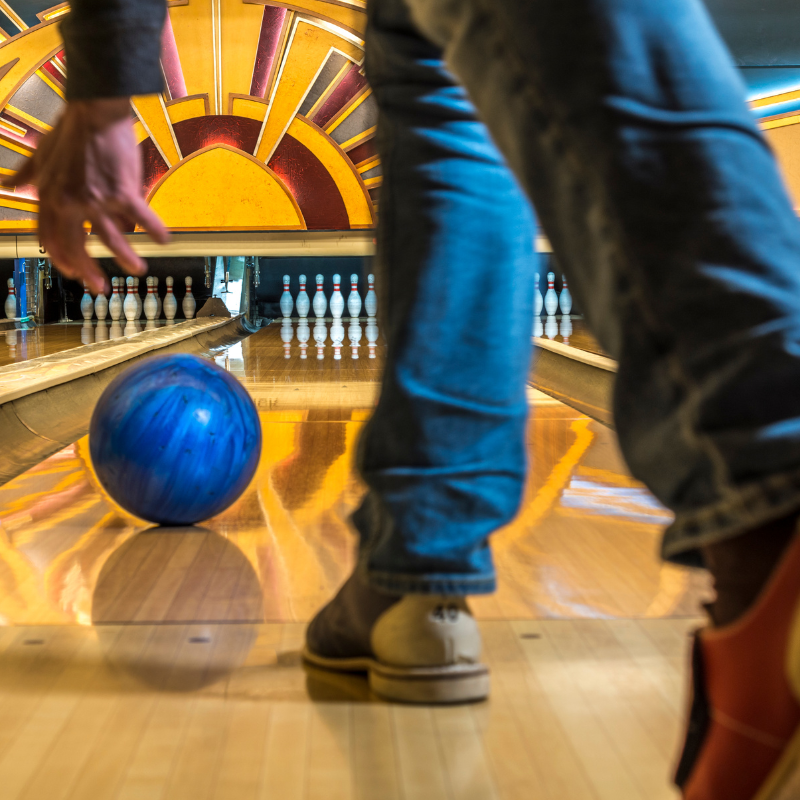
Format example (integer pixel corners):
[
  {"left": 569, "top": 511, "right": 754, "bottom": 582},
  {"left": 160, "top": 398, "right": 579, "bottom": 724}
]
[
  {"left": 0, "top": 321, "right": 192, "bottom": 369},
  {"left": 536, "top": 318, "right": 607, "bottom": 357},
  {"left": 0, "top": 618, "right": 693, "bottom": 800},
  {"left": 0, "top": 322, "right": 709, "bottom": 626}
]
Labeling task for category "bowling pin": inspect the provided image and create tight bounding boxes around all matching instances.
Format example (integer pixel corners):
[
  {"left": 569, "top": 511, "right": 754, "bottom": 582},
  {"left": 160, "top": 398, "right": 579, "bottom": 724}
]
[
  {"left": 533, "top": 271, "right": 543, "bottom": 337},
  {"left": 296, "top": 274, "right": 310, "bottom": 319},
  {"left": 281, "top": 318, "right": 293, "bottom": 358},
  {"left": 144, "top": 276, "right": 158, "bottom": 321},
  {"left": 544, "top": 271, "right": 558, "bottom": 317},
  {"left": 80, "top": 281, "right": 94, "bottom": 321},
  {"left": 164, "top": 276, "right": 177, "bottom": 320},
  {"left": 280, "top": 275, "right": 293, "bottom": 319},
  {"left": 123, "top": 276, "right": 138, "bottom": 322},
  {"left": 4, "top": 277, "right": 15, "bottom": 319},
  {"left": 330, "top": 274, "right": 344, "bottom": 322},
  {"left": 182, "top": 276, "right": 196, "bottom": 319},
  {"left": 133, "top": 277, "right": 143, "bottom": 319},
  {"left": 559, "top": 275, "right": 572, "bottom": 316},
  {"left": 109, "top": 278, "right": 123, "bottom": 322},
  {"left": 313, "top": 274, "right": 327, "bottom": 319},
  {"left": 349, "top": 318, "right": 362, "bottom": 359},
  {"left": 365, "top": 273, "right": 377, "bottom": 318},
  {"left": 366, "top": 319, "right": 379, "bottom": 359},
  {"left": 297, "top": 318, "right": 310, "bottom": 359},
  {"left": 347, "top": 274, "right": 361, "bottom": 320},
  {"left": 154, "top": 276, "right": 162, "bottom": 319},
  {"left": 94, "top": 283, "right": 109, "bottom": 321}
]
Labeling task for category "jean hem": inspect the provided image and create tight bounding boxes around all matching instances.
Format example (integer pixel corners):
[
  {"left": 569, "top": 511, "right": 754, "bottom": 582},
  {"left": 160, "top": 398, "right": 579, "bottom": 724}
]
[
  {"left": 662, "top": 466, "right": 800, "bottom": 565},
  {"left": 359, "top": 564, "right": 496, "bottom": 596}
]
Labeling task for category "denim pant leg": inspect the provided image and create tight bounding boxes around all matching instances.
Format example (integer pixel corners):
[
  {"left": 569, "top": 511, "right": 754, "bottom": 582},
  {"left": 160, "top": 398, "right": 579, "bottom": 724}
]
[
  {"left": 353, "top": 0, "right": 538, "bottom": 595},
  {"left": 403, "top": 0, "right": 800, "bottom": 566}
]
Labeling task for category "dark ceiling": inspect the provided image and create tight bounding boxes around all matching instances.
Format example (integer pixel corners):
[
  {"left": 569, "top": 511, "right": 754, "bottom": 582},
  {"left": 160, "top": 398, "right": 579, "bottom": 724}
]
[{"left": 704, "top": 0, "right": 800, "bottom": 65}]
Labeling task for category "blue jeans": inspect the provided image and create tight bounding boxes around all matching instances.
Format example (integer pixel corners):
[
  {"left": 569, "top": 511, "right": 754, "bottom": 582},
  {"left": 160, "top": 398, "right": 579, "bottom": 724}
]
[{"left": 354, "top": 0, "right": 800, "bottom": 594}]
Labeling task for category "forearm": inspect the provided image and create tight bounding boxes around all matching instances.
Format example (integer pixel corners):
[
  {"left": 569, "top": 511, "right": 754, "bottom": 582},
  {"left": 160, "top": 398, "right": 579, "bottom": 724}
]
[{"left": 60, "top": 0, "right": 167, "bottom": 100}]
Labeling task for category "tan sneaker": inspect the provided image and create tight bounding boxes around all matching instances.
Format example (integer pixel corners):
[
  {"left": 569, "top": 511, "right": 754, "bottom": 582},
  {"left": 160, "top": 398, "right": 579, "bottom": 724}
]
[{"left": 303, "top": 573, "right": 489, "bottom": 704}]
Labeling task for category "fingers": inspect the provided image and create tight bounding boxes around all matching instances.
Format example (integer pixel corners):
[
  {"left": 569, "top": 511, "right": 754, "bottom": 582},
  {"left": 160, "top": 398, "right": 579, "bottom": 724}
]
[
  {"left": 1, "top": 156, "right": 37, "bottom": 189},
  {"left": 124, "top": 196, "right": 170, "bottom": 245},
  {"left": 49, "top": 202, "right": 108, "bottom": 294},
  {"left": 89, "top": 210, "right": 147, "bottom": 277}
]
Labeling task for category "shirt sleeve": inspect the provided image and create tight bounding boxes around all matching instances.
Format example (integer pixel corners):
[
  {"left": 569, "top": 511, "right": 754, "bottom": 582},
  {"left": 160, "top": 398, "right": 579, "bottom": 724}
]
[{"left": 60, "top": 0, "right": 167, "bottom": 100}]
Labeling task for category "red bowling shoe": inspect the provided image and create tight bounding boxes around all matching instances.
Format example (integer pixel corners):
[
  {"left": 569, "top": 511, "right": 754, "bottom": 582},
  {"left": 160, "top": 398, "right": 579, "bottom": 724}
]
[{"left": 676, "top": 530, "right": 800, "bottom": 799}]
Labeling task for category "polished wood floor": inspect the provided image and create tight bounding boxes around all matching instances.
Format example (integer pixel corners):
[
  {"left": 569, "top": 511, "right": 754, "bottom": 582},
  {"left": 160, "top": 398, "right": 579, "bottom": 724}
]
[{"left": 0, "top": 320, "right": 704, "bottom": 799}]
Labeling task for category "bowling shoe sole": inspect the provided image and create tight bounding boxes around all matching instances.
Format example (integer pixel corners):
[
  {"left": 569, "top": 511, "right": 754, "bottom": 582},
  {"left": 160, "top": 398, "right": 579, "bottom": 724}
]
[{"left": 301, "top": 647, "right": 490, "bottom": 704}]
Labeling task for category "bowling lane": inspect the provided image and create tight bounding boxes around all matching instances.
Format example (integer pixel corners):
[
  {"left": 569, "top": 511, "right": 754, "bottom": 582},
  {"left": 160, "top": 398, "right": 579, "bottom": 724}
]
[
  {"left": 0, "top": 320, "right": 709, "bottom": 626},
  {"left": 0, "top": 320, "right": 192, "bottom": 368}
]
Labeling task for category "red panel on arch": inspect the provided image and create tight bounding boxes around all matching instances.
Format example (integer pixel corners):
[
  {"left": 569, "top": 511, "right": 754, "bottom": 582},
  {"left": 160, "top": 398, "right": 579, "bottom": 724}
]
[
  {"left": 313, "top": 65, "right": 369, "bottom": 129},
  {"left": 140, "top": 138, "right": 169, "bottom": 196},
  {"left": 173, "top": 116, "right": 263, "bottom": 157},
  {"left": 268, "top": 133, "right": 349, "bottom": 230},
  {"left": 346, "top": 137, "right": 378, "bottom": 167}
]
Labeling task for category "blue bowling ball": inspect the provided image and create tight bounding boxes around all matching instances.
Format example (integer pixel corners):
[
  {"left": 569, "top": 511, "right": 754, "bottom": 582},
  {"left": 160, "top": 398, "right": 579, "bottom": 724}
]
[{"left": 90, "top": 353, "right": 261, "bottom": 525}]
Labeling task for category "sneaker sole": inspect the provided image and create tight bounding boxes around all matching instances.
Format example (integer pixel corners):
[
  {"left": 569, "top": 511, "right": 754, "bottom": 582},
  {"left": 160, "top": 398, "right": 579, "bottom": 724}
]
[{"left": 301, "top": 647, "right": 490, "bottom": 704}]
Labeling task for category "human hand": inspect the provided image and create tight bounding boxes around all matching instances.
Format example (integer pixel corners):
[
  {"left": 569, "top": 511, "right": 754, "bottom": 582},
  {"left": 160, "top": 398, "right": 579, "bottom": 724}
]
[{"left": 3, "top": 98, "right": 169, "bottom": 294}]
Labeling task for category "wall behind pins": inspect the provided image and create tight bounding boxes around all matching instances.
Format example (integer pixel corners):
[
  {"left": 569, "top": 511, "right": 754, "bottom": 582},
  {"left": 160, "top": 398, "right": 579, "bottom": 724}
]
[{"left": 254, "top": 255, "right": 371, "bottom": 319}]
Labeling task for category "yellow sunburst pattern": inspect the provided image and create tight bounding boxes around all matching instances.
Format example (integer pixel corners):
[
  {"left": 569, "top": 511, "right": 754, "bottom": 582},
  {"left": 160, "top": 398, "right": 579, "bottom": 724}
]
[{"left": 0, "top": 0, "right": 380, "bottom": 232}]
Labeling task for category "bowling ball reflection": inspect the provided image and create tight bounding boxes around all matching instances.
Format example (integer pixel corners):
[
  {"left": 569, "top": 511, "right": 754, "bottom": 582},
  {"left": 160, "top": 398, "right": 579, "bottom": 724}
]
[{"left": 92, "top": 527, "right": 264, "bottom": 691}]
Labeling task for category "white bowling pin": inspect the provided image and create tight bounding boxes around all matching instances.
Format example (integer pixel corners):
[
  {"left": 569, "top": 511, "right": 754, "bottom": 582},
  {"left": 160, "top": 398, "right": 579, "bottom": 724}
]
[
  {"left": 154, "top": 276, "right": 162, "bottom": 318},
  {"left": 347, "top": 274, "right": 361, "bottom": 319},
  {"left": 296, "top": 274, "right": 310, "bottom": 319},
  {"left": 182, "top": 276, "right": 196, "bottom": 319},
  {"left": 297, "top": 318, "right": 310, "bottom": 359},
  {"left": 544, "top": 271, "right": 559, "bottom": 316},
  {"left": 4, "top": 278, "right": 15, "bottom": 319},
  {"left": 123, "top": 276, "right": 138, "bottom": 321},
  {"left": 94, "top": 284, "right": 109, "bottom": 321},
  {"left": 365, "top": 273, "right": 377, "bottom": 318},
  {"left": 164, "top": 276, "right": 177, "bottom": 321},
  {"left": 80, "top": 281, "right": 94, "bottom": 321},
  {"left": 133, "top": 277, "right": 143, "bottom": 319},
  {"left": 109, "top": 278, "right": 123, "bottom": 321},
  {"left": 534, "top": 272, "right": 543, "bottom": 316},
  {"left": 533, "top": 271, "right": 543, "bottom": 337},
  {"left": 144, "top": 276, "right": 158, "bottom": 321},
  {"left": 280, "top": 275, "right": 293, "bottom": 318},
  {"left": 313, "top": 274, "right": 327, "bottom": 319},
  {"left": 559, "top": 274, "right": 572, "bottom": 316},
  {"left": 330, "top": 274, "right": 344, "bottom": 321}
]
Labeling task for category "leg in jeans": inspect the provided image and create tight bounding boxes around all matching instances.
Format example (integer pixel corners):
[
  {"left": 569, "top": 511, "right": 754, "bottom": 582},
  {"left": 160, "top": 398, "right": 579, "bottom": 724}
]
[
  {"left": 352, "top": 0, "right": 538, "bottom": 596},
  {"left": 304, "top": 0, "right": 536, "bottom": 704},
  {"left": 396, "top": 0, "right": 800, "bottom": 795}
]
